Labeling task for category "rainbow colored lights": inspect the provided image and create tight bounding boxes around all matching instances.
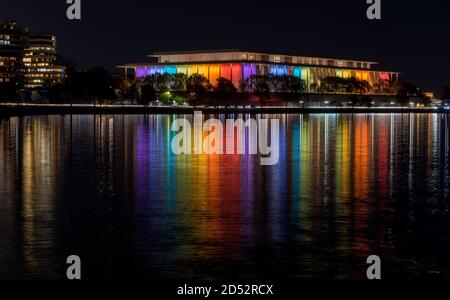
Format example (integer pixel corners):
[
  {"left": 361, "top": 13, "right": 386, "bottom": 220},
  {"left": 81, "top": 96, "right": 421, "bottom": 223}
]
[{"left": 134, "top": 63, "right": 395, "bottom": 92}]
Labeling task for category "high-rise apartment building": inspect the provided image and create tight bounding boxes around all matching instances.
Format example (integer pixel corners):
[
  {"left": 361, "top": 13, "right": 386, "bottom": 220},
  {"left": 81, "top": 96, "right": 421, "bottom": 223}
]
[
  {"left": 0, "top": 21, "right": 28, "bottom": 84},
  {"left": 24, "top": 34, "right": 65, "bottom": 88},
  {"left": 0, "top": 20, "right": 65, "bottom": 88}
]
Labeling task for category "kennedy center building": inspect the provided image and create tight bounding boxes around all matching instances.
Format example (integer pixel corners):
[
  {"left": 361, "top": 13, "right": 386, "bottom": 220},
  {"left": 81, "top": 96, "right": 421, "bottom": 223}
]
[{"left": 120, "top": 50, "right": 399, "bottom": 93}]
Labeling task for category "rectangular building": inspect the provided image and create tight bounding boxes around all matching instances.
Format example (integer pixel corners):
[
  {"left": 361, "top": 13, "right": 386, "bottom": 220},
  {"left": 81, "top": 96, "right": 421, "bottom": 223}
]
[
  {"left": 119, "top": 50, "right": 399, "bottom": 93},
  {"left": 0, "top": 21, "right": 28, "bottom": 84}
]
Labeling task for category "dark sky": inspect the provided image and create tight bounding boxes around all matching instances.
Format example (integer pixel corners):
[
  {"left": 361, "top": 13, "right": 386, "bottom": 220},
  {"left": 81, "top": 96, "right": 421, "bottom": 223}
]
[{"left": 2, "top": 0, "right": 449, "bottom": 93}]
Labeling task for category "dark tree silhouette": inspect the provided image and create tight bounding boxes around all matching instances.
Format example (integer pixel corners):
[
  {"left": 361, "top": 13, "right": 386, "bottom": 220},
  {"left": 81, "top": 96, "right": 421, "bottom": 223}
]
[
  {"left": 139, "top": 80, "right": 157, "bottom": 106},
  {"left": 254, "top": 78, "right": 271, "bottom": 106},
  {"left": 215, "top": 77, "right": 237, "bottom": 106}
]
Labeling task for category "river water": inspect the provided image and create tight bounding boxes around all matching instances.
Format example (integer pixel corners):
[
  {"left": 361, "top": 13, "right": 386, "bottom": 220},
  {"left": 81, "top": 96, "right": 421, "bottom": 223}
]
[{"left": 0, "top": 113, "right": 449, "bottom": 279}]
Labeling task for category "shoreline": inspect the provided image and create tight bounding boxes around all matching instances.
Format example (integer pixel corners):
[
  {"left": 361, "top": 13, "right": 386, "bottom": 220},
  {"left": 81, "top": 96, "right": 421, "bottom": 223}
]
[{"left": 0, "top": 104, "right": 447, "bottom": 116}]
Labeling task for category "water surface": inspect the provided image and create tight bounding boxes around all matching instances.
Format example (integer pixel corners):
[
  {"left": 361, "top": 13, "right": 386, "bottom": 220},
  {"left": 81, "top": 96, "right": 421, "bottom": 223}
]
[{"left": 0, "top": 113, "right": 449, "bottom": 279}]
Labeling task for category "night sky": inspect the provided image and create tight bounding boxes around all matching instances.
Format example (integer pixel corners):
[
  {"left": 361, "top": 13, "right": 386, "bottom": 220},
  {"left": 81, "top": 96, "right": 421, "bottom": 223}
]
[{"left": 2, "top": 0, "right": 449, "bottom": 93}]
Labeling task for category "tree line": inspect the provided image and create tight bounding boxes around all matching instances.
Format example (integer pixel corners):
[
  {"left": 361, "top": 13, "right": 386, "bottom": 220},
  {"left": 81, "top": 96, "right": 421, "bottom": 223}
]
[{"left": 0, "top": 60, "right": 446, "bottom": 107}]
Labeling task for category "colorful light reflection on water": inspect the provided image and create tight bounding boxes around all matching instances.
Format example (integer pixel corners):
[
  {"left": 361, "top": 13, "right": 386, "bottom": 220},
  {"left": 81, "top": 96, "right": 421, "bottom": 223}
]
[{"left": 0, "top": 113, "right": 449, "bottom": 279}]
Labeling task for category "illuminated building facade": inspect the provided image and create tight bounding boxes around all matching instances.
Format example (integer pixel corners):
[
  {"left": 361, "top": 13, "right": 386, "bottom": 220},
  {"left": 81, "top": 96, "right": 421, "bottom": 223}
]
[
  {"left": 0, "top": 21, "right": 28, "bottom": 84},
  {"left": 0, "top": 21, "right": 65, "bottom": 89},
  {"left": 120, "top": 50, "right": 400, "bottom": 93},
  {"left": 24, "top": 34, "right": 65, "bottom": 88}
]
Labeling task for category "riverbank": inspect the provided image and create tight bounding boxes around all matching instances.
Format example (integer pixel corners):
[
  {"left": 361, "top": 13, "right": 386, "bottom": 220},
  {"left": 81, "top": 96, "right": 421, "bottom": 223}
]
[{"left": 0, "top": 104, "right": 447, "bottom": 116}]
